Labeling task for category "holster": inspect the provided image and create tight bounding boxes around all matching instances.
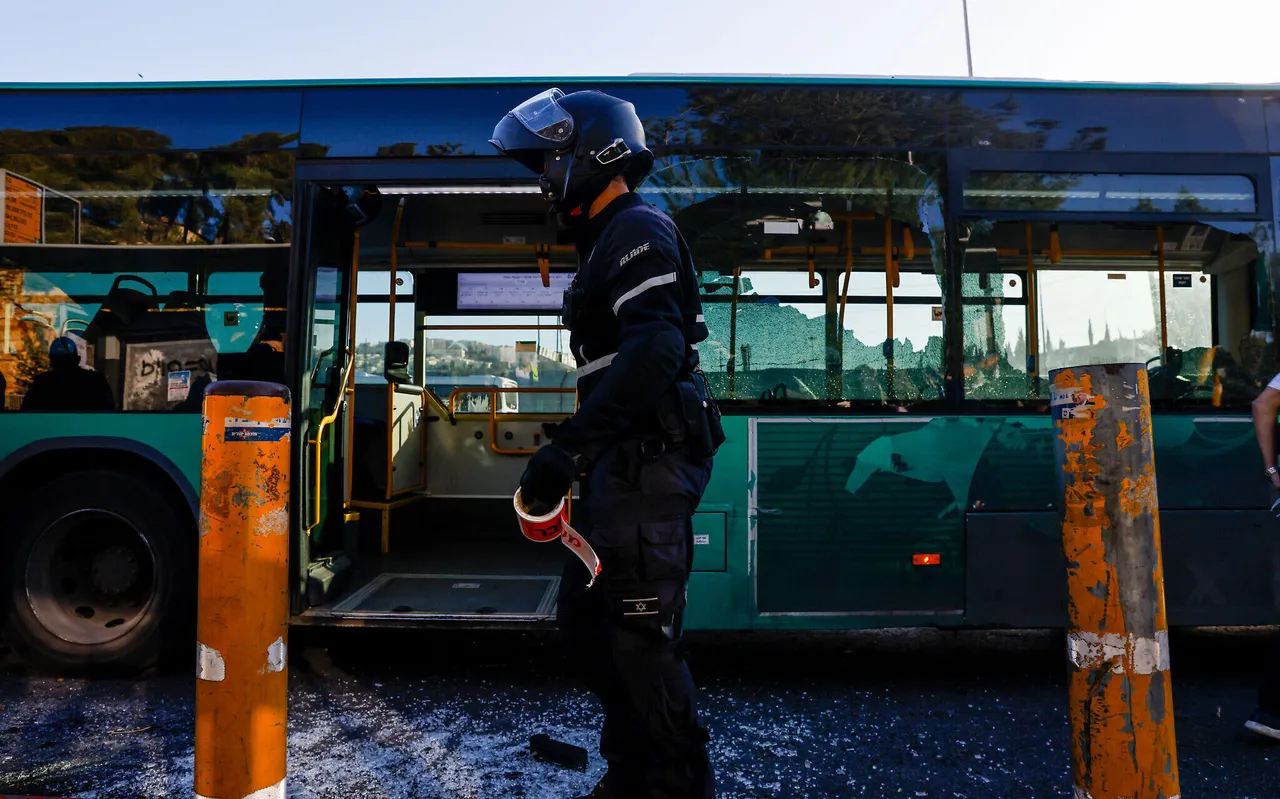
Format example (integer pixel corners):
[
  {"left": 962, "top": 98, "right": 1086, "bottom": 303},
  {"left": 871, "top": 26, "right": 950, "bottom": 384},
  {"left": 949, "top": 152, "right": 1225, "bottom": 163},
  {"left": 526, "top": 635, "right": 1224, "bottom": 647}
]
[{"left": 655, "top": 370, "right": 725, "bottom": 461}]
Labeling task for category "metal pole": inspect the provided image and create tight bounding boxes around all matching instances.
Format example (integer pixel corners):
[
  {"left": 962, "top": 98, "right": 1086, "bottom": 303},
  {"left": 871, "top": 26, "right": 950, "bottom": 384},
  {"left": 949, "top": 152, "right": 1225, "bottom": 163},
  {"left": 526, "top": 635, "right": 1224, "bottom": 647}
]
[
  {"left": 195, "top": 380, "right": 292, "bottom": 799},
  {"left": 1050, "top": 363, "right": 1179, "bottom": 799},
  {"left": 963, "top": 0, "right": 975, "bottom": 77}
]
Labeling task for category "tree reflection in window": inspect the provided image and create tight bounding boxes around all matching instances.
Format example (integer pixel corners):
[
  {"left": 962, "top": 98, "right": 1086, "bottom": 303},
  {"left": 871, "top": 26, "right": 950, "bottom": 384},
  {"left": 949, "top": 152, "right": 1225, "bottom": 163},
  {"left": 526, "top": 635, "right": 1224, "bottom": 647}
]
[{"left": 0, "top": 140, "right": 293, "bottom": 411}]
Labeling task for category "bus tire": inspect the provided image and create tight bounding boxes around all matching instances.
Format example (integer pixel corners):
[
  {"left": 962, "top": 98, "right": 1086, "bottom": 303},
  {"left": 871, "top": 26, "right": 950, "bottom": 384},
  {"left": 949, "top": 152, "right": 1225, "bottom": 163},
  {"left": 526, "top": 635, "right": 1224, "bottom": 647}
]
[{"left": 2, "top": 469, "right": 194, "bottom": 675}]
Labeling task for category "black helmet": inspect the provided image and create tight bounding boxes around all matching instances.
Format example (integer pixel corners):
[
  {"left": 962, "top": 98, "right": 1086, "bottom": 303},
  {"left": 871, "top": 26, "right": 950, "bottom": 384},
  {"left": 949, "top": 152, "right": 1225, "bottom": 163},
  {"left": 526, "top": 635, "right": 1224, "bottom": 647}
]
[{"left": 489, "top": 88, "right": 654, "bottom": 214}]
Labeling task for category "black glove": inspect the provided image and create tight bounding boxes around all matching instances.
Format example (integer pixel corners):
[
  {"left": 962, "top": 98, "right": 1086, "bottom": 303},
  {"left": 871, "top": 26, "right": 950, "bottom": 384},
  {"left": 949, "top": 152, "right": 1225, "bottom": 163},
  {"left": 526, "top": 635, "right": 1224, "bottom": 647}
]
[{"left": 519, "top": 443, "right": 578, "bottom": 515}]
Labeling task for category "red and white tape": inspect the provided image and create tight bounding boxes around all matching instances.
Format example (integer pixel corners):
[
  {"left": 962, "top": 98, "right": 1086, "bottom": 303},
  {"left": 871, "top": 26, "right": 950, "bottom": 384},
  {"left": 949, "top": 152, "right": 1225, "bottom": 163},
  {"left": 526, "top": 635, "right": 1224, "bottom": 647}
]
[{"left": 513, "top": 490, "right": 602, "bottom": 588}]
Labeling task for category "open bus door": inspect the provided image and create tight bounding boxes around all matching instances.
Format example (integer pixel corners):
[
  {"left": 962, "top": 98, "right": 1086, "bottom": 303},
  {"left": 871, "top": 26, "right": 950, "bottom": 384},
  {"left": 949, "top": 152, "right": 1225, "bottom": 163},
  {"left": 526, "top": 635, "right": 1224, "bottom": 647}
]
[
  {"left": 291, "top": 171, "right": 578, "bottom": 626},
  {"left": 293, "top": 185, "right": 381, "bottom": 611}
]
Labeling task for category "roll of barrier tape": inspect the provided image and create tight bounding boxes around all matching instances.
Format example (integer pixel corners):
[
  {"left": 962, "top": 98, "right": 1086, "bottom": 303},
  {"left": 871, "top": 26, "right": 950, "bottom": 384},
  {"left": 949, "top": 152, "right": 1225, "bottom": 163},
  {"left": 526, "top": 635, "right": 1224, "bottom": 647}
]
[{"left": 513, "top": 489, "right": 602, "bottom": 587}]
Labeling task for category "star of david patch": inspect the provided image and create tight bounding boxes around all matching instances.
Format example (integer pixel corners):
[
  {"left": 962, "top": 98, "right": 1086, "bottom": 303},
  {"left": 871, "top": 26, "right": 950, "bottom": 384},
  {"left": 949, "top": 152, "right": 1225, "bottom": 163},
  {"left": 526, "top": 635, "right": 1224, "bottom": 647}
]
[{"left": 621, "top": 596, "right": 660, "bottom": 616}]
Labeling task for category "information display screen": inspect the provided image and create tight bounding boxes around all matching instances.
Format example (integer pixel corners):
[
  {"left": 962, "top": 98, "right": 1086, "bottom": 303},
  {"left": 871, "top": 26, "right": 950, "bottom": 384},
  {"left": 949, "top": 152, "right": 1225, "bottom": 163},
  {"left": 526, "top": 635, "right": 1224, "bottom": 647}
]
[{"left": 456, "top": 272, "right": 571, "bottom": 311}]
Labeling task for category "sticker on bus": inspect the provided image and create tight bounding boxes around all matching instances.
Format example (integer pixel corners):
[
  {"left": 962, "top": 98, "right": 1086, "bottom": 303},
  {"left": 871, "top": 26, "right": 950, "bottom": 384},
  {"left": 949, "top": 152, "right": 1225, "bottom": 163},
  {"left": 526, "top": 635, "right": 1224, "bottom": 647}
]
[{"left": 167, "top": 370, "right": 192, "bottom": 402}]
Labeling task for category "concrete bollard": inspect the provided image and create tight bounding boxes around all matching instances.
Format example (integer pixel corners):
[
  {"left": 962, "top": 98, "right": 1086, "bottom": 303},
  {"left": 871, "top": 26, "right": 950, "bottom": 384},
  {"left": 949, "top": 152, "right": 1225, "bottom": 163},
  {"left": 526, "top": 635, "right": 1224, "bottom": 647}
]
[
  {"left": 195, "top": 381, "right": 292, "bottom": 799},
  {"left": 1050, "top": 363, "right": 1179, "bottom": 799}
]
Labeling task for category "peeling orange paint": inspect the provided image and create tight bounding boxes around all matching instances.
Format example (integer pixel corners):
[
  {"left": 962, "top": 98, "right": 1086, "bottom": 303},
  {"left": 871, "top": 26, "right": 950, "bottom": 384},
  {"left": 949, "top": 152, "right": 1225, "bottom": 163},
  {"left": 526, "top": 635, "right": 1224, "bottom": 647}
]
[
  {"left": 195, "top": 386, "right": 291, "bottom": 799},
  {"left": 1116, "top": 421, "right": 1134, "bottom": 451},
  {"left": 1053, "top": 364, "right": 1179, "bottom": 799},
  {"left": 1120, "top": 473, "right": 1158, "bottom": 520}
]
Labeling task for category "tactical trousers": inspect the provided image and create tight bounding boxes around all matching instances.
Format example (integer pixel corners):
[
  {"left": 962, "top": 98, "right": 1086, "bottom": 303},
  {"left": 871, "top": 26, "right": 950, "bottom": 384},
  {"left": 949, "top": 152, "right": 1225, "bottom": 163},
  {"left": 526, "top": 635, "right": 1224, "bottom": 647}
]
[{"left": 556, "top": 442, "right": 715, "bottom": 799}]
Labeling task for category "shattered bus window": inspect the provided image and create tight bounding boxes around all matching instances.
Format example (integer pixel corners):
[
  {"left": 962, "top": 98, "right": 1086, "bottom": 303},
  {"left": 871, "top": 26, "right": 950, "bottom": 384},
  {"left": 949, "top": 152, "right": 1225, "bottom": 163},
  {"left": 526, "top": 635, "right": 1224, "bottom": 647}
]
[
  {"left": 642, "top": 154, "right": 947, "bottom": 408},
  {"left": 960, "top": 218, "right": 1274, "bottom": 408}
]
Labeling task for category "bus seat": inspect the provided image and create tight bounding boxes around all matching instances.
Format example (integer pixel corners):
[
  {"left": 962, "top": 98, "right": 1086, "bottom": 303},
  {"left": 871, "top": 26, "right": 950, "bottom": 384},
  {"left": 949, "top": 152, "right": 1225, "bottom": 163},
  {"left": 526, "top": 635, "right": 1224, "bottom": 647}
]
[
  {"left": 385, "top": 341, "right": 411, "bottom": 384},
  {"left": 352, "top": 374, "right": 427, "bottom": 497},
  {"left": 388, "top": 383, "right": 426, "bottom": 494},
  {"left": 162, "top": 289, "right": 199, "bottom": 310},
  {"left": 82, "top": 274, "right": 160, "bottom": 338}
]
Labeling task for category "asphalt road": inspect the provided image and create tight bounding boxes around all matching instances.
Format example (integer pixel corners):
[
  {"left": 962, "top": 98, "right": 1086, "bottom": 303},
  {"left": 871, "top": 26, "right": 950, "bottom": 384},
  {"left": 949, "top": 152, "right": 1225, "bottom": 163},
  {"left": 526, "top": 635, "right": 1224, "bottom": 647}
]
[{"left": 0, "top": 627, "right": 1276, "bottom": 798}]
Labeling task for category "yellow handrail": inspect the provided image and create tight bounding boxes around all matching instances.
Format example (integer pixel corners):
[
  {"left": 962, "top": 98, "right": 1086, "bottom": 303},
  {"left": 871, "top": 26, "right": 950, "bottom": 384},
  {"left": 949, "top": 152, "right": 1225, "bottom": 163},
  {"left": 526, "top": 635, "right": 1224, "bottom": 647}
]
[
  {"left": 447, "top": 387, "right": 578, "bottom": 455},
  {"left": 304, "top": 355, "right": 355, "bottom": 535}
]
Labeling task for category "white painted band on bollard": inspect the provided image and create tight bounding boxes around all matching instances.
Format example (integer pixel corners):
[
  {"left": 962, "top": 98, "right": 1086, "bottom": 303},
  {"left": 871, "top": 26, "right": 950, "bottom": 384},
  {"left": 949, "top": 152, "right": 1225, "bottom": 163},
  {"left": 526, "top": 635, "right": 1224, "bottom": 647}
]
[{"left": 1068, "top": 630, "right": 1170, "bottom": 675}]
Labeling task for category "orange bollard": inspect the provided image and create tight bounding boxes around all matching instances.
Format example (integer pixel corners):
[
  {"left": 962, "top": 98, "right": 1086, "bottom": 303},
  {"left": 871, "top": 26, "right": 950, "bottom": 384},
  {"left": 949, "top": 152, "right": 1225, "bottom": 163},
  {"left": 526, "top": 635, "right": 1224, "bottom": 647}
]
[
  {"left": 1050, "top": 364, "right": 1180, "bottom": 799},
  {"left": 195, "top": 381, "right": 291, "bottom": 799}
]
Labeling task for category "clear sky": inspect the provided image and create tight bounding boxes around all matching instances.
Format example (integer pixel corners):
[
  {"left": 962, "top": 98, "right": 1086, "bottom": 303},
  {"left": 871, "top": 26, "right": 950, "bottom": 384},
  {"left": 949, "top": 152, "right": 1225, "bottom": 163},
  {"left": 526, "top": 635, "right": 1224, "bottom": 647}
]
[{"left": 3, "top": 0, "right": 1278, "bottom": 85}]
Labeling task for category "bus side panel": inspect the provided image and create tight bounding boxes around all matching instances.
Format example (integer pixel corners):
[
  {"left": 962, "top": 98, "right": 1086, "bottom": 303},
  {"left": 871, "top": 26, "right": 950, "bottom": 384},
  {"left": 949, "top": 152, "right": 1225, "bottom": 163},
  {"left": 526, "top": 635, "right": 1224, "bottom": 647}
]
[
  {"left": 965, "top": 509, "right": 1280, "bottom": 627},
  {"left": 963, "top": 415, "right": 1059, "bottom": 626},
  {"left": 0, "top": 413, "right": 202, "bottom": 496},
  {"left": 964, "top": 414, "right": 1277, "bottom": 627},
  {"left": 964, "top": 511, "right": 1065, "bottom": 628},
  {"left": 685, "top": 415, "right": 751, "bottom": 630},
  {"left": 1151, "top": 415, "right": 1279, "bottom": 625},
  {"left": 750, "top": 418, "right": 964, "bottom": 623}
]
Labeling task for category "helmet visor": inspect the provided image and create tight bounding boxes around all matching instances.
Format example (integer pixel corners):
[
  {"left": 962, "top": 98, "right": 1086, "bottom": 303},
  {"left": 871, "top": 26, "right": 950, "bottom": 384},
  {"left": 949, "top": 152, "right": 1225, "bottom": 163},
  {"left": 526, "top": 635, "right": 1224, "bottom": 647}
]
[{"left": 509, "top": 88, "right": 575, "bottom": 144}]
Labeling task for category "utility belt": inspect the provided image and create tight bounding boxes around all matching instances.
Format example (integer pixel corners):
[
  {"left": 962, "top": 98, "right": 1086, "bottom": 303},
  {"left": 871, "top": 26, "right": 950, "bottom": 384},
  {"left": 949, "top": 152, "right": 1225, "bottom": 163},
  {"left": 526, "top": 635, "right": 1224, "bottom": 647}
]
[{"left": 647, "top": 368, "right": 726, "bottom": 463}]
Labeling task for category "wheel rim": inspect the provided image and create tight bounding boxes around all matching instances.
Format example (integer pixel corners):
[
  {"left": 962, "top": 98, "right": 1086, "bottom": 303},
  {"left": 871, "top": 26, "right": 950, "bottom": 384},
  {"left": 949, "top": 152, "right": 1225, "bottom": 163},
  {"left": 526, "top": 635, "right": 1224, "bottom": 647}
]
[{"left": 24, "top": 508, "right": 158, "bottom": 646}]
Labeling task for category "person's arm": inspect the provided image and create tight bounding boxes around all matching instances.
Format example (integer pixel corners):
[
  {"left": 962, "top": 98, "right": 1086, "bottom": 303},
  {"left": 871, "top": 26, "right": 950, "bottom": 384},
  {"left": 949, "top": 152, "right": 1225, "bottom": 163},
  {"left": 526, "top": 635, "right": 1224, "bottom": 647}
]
[
  {"left": 1252, "top": 385, "right": 1280, "bottom": 489},
  {"left": 552, "top": 224, "right": 685, "bottom": 464}
]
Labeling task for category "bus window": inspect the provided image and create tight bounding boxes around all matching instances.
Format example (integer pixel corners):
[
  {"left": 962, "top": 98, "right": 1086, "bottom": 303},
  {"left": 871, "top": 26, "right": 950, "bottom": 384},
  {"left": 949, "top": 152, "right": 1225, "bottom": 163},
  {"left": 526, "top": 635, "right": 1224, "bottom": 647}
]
[
  {"left": 700, "top": 270, "right": 827, "bottom": 401},
  {"left": 963, "top": 172, "right": 1257, "bottom": 215},
  {"left": 0, "top": 152, "right": 293, "bottom": 412},
  {"left": 354, "top": 270, "right": 416, "bottom": 383},
  {"left": 960, "top": 220, "right": 1274, "bottom": 408},
  {"left": 421, "top": 313, "right": 574, "bottom": 414},
  {"left": 647, "top": 153, "right": 947, "bottom": 407}
]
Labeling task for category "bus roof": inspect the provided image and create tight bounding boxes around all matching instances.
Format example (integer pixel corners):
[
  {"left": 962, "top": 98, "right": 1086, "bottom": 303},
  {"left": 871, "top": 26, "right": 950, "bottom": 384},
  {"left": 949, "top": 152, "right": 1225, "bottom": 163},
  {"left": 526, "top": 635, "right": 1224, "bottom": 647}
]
[{"left": 2, "top": 73, "right": 1279, "bottom": 93}]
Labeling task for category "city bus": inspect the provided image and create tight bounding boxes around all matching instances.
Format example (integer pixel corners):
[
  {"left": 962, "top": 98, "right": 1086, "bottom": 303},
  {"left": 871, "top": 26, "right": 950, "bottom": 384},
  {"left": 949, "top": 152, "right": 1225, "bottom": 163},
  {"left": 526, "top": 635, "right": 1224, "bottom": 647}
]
[{"left": 2, "top": 75, "right": 1279, "bottom": 672}]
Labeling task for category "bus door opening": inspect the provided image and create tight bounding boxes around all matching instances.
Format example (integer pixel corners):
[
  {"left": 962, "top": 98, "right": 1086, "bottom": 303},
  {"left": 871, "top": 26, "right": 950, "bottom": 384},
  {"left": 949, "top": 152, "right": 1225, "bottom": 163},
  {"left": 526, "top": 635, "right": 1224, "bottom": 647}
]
[{"left": 299, "top": 181, "right": 577, "bottom": 625}]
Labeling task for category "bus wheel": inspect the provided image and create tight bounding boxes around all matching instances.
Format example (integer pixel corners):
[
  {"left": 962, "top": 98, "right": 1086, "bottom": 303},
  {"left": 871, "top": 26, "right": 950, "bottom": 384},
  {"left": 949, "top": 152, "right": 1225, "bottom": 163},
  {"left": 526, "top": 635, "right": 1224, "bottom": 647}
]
[{"left": 2, "top": 469, "right": 194, "bottom": 675}]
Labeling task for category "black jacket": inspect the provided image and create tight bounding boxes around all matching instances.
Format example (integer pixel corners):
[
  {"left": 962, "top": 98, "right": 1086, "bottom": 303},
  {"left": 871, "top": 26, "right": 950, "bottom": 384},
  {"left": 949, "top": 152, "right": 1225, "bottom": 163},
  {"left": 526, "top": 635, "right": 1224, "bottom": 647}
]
[{"left": 554, "top": 193, "right": 707, "bottom": 463}]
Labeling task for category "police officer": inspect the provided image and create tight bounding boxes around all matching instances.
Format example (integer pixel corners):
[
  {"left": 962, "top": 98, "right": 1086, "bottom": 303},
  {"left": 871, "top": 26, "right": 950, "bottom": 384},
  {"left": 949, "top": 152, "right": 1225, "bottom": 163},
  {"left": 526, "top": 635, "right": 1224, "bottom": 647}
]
[{"left": 491, "top": 89, "right": 723, "bottom": 799}]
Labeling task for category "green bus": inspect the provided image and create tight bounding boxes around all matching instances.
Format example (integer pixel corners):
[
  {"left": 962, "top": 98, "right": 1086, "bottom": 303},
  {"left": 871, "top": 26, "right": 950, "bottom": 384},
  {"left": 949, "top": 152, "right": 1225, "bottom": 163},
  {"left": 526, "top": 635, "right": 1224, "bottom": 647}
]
[{"left": 2, "top": 75, "right": 1279, "bottom": 672}]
